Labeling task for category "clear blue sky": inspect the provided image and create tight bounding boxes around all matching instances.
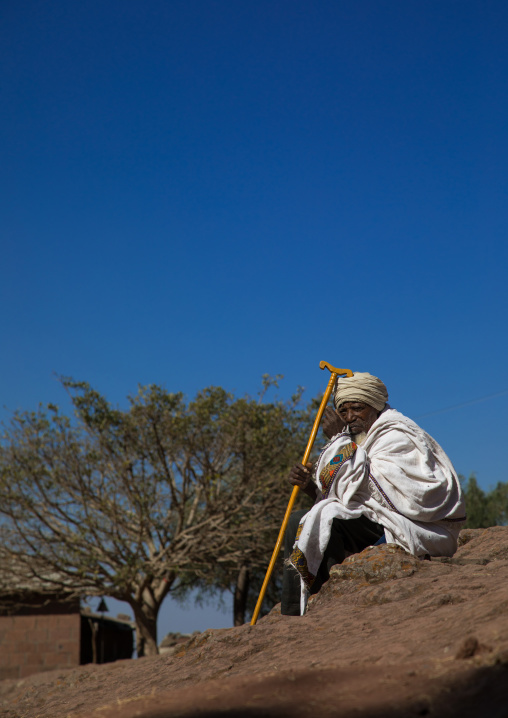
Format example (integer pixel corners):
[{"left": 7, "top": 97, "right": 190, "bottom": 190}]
[{"left": 2, "top": 0, "right": 508, "bottom": 639}]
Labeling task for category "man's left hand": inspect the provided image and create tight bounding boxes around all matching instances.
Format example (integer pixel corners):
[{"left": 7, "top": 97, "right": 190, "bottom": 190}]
[{"left": 288, "top": 462, "right": 318, "bottom": 500}]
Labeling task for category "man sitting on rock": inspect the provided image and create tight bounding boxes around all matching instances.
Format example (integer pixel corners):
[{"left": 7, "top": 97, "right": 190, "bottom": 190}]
[{"left": 282, "top": 372, "right": 466, "bottom": 616}]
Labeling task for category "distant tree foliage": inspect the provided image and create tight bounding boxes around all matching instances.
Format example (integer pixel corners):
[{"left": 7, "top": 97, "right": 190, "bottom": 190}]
[
  {"left": 461, "top": 475, "right": 508, "bottom": 529},
  {"left": 0, "top": 377, "right": 315, "bottom": 655}
]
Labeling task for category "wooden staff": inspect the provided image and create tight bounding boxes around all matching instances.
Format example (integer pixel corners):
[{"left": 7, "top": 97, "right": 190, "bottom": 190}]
[{"left": 250, "top": 361, "right": 353, "bottom": 626}]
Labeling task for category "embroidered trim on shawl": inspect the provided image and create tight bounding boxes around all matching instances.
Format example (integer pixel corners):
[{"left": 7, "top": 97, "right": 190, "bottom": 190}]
[
  {"left": 442, "top": 515, "right": 467, "bottom": 522},
  {"left": 289, "top": 523, "right": 316, "bottom": 588},
  {"left": 368, "top": 472, "right": 403, "bottom": 515},
  {"left": 319, "top": 442, "right": 357, "bottom": 499},
  {"left": 289, "top": 546, "right": 316, "bottom": 590},
  {"left": 314, "top": 433, "right": 352, "bottom": 478}
]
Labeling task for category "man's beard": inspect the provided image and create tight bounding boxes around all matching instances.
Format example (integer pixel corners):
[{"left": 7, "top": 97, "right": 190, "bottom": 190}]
[{"left": 352, "top": 431, "right": 367, "bottom": 445}]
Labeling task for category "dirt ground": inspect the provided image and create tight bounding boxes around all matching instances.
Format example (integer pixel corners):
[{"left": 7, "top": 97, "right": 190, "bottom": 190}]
[{"left": 2, "top": 527, "right": 508, "bottom": 718}]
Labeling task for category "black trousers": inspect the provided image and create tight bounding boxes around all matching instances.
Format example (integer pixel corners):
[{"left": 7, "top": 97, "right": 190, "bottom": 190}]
[{"left": 281, "top": 509, "right": 385, "bottom": 616}]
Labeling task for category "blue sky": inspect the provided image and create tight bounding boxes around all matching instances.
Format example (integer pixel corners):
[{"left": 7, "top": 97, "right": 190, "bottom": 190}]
[{"left": 2, "top": 0, "right": 508, "bottom": 638}]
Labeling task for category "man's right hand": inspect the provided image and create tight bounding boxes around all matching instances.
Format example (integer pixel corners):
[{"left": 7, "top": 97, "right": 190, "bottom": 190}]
[
  {"left": 321, "top": 406, "right": 345, "bottom": 440},
  {"left": 288, "top": 462, "right": 318, "bottom": 500}
]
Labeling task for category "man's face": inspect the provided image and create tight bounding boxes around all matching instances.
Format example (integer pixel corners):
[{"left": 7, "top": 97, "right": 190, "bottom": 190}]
[{"left": 336, "top": 401, "right": 379, "bottom": 435}]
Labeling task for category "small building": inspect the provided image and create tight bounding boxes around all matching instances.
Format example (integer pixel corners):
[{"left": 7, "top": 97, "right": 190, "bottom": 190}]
[
  {"left": 80, "top": 607, "right": 134, "bottom": 665},
  {"left": 0, "top": 592, "right": 134, "bottom": 680}
]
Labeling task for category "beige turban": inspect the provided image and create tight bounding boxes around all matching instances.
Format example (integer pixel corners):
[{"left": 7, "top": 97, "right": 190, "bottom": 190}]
[{"left": 333, "top": 372, "right": 388, "bottom": 412}]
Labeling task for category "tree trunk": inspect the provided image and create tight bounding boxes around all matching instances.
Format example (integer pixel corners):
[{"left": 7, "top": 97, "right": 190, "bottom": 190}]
[
  {"left": 233, "top": 564, "right": 249, "bottom": 626},
  {"left": 132, "top": 602, "right": 159, "bottom": 657},
  {"left": 130, "top": 577, "right": 173, "bottom": 657}
]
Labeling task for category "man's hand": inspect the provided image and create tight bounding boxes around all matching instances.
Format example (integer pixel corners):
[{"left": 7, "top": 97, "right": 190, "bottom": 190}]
[
  {"left": 288, "top": 462, "right": 318, "bottom": 500},
  {"left": 321, "top": 406, "right": 345, "bottom": 440}
]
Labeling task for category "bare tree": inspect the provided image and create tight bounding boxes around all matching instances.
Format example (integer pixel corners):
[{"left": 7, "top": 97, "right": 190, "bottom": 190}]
[{"left": 0, "top": 378, "right": 315, "bottom": 653}]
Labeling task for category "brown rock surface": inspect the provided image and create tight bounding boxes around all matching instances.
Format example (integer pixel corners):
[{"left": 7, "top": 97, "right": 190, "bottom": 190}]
[{"left": 2, "top": 527, "right": 508, "bottom": 717}]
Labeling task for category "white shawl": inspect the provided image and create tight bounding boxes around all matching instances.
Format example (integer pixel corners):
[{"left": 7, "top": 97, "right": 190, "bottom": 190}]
[{"left": 290, "top": 408, "right": 466, "bottom": 610}]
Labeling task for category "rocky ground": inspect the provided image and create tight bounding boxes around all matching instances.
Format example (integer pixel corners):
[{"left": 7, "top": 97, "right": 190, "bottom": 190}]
[{"left": 2, "top": 527, "right": 508, "bottom": 717}]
